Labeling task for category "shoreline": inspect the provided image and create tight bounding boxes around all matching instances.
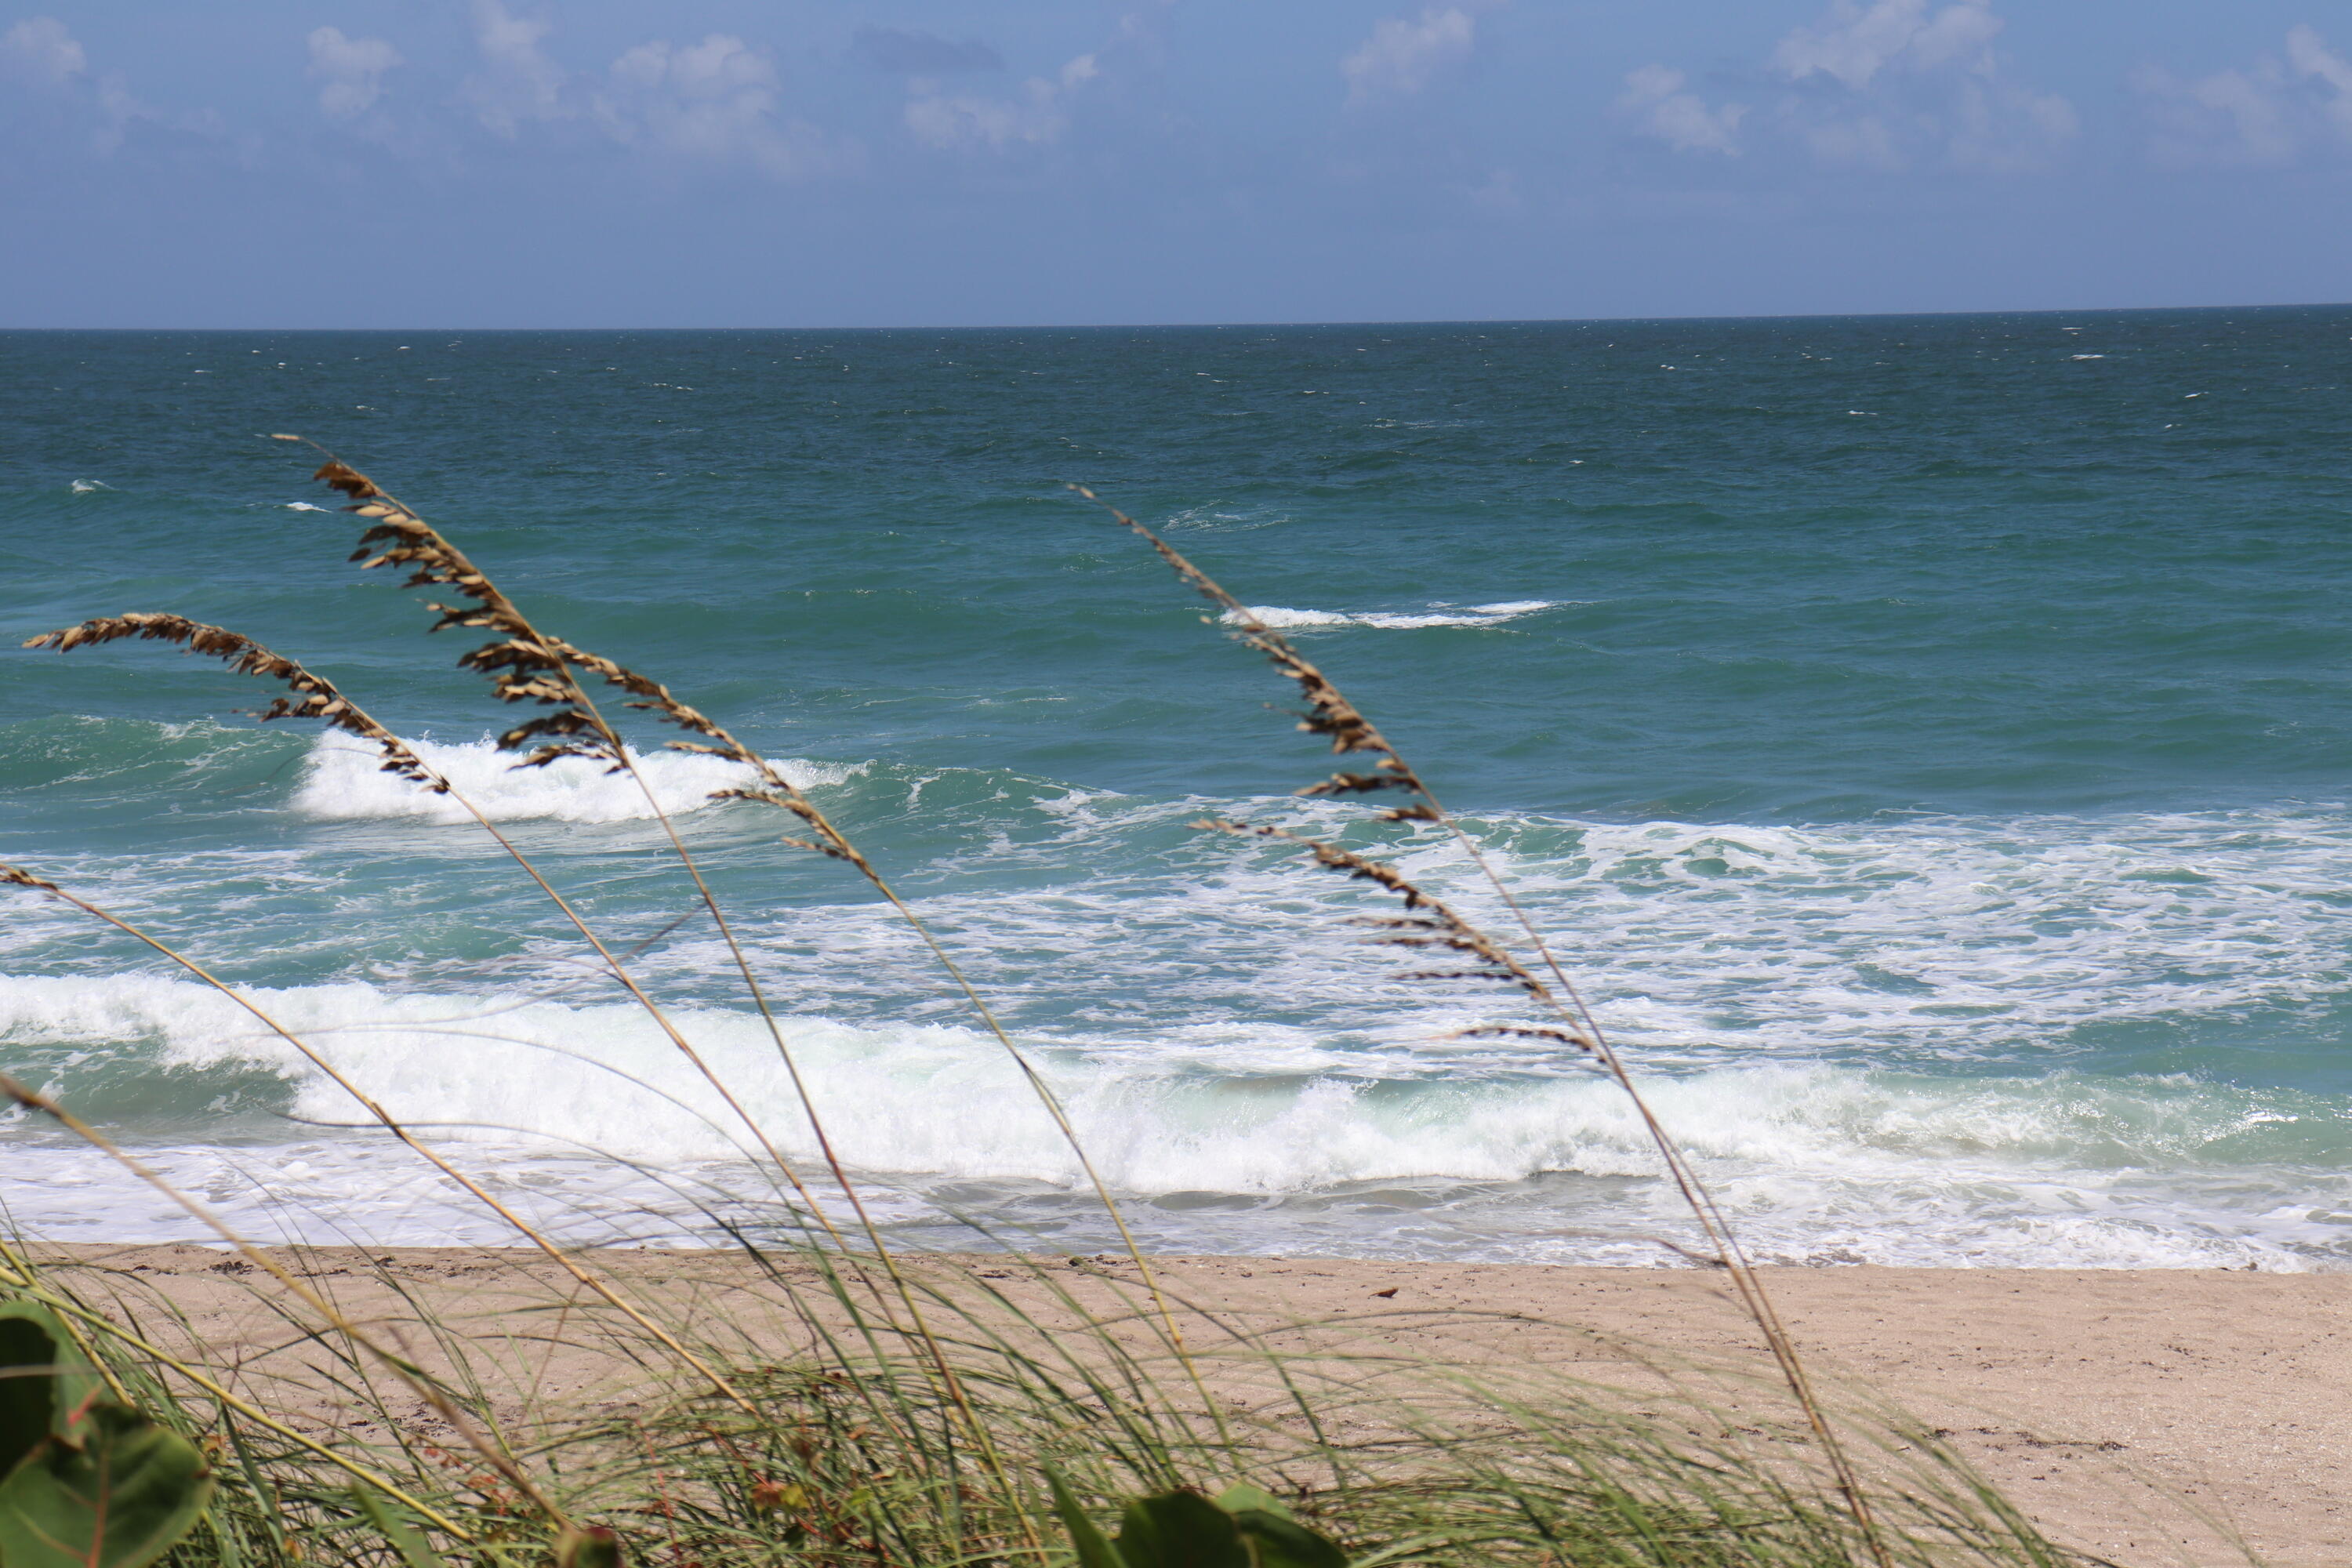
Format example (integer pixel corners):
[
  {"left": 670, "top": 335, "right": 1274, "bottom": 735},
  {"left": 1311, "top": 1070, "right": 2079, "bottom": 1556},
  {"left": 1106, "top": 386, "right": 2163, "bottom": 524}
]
[{"left": 21, "top": 1243, "right": 2350, "bottom": 1565}]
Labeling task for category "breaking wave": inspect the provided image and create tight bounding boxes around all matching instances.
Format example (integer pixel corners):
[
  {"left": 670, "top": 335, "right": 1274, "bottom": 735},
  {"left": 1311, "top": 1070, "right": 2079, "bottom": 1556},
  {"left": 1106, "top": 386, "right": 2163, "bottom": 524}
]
[
  {"left": 1225, "top": 601, "right": 1560, "bottom": 630},
  {"left": 289, "top": 734, "right": 858, "bottom": 824},
  {"left": 5, "top": 970, "right": 2350, "bottom": 1266}
]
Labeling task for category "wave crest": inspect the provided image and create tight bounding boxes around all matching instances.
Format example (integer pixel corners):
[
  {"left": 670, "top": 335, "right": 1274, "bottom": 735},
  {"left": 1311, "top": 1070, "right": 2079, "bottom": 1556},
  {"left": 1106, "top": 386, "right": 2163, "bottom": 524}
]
[
  {"left": 1225, "top": 601, "right": 1559, "bottom": 630},
  {"left": 290, "top": 734, "right": 854, "bottom": 824},
  {"left": 5, "top": 971, "right": 2344, "bottom": 1265}
]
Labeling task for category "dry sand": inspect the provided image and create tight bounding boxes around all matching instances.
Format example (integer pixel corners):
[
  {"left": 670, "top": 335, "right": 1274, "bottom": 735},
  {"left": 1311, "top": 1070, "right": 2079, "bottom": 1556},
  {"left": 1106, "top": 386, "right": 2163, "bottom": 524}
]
[{"left": 29, "top": 1245, "right": 2350, "bottom": 1566}]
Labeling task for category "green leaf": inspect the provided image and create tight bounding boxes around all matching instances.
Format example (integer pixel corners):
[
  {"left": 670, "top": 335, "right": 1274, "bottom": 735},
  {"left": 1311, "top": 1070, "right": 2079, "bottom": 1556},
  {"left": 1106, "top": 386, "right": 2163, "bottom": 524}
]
[
  {"left": 1116, "top": 1491, "right": 1252, "bottom": 1568},
  {"left": 351, "top": 1485, "right": 444, "bottom": 1568},
  {"left": 1212, "top": 1481, "right": 1349, "bottom": 1566},
  {"left": 554, "top": 1524, "right": 623, "bottom": 1568},
  {"left": 0, "top": 1318, "right": 61, "bottom": 1479},
  {"left": 0, "top": 1303, "right": 103, "bottom": 1477},
  {"left": 1229, "top": 1508, "right": 1350, "bottom": 1568},
  {"left": 1213, "top": 1483, "right": 1294, "bottom": 1522},
  {"left": 0, "top": 1400, "right": 214, "bottom": 1568},
  {"left": 1049, "top": 1475, "right": 1354, "bottom": 1568},
  {"left": 1043, "top": 1468, "right": 1127, "bottom": 1568}
]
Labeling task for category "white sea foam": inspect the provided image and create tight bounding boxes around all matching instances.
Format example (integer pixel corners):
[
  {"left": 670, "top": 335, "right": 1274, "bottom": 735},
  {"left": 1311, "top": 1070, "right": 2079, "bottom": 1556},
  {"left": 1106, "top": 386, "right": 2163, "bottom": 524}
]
[
  {"left": 1453, "top": 810, "right": 2352, "bottom": 1064},
  {"left": 4, "top": 969, "right": 2345, "bottom": 1265},
  {"left": 1232, "top": 606, "right": 1352, "bottom": 628},
  {"left": 1225, "top": 601, "right": 1559, "bottom": 631},
  {"left": 69, "top": 479, "right": 108, "bottom": 494},
  {"left": 281, "top": 501, "right": 332, "bottom": 512},
  {"left": 289, "top": 733, "right": 854, "bottom": 824},
  {"left": 19, "top": 779, "right": 2352, "bottom": 1265},
  {"left": 786, "top": 799, "right": 2352, "bottom": 1081}
]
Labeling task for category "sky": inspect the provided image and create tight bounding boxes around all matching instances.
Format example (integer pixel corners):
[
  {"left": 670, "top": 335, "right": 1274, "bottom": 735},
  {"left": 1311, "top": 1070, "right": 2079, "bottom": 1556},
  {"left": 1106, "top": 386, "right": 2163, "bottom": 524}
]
[{"left": 4, "top": 2, "right": 2352, "bottom": 327}]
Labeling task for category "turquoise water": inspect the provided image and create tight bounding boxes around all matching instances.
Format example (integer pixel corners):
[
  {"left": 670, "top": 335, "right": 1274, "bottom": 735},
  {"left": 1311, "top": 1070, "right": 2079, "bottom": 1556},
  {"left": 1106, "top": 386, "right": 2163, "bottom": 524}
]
[{"left": 7, "top": 309, "right": 2352, "bottom": 1265}]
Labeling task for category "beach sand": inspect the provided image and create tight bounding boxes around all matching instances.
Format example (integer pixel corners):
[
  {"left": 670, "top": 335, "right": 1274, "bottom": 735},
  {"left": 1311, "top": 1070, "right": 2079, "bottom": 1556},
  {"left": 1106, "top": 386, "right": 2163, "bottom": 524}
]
[{"left": 31, "top": 1245, "right": 2349, "bottom": 1566}]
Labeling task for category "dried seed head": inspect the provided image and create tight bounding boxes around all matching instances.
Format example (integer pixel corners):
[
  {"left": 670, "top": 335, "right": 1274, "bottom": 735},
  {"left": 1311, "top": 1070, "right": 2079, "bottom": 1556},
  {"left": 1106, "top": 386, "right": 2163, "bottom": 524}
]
[
  {"left": 1087, "top": 507, "right": 1885, "bottom": 1534},
  {"left": 24, "top": 614, "right": 445, "bottom": 793},
  {"left": 305, "top": 457, "right": 630, "bottom": 771},
  {"left": 1070, "top": 485, "right": 1430, "bottom": 795},
  {"left": 314, "top": 460, "right": 382, "bottom": 499},
  {"left": 300, "top": 453, "right": 875, "bottom": 865},
  {"left": 1098, "top": 490, "right": 1577, "bottom": 1070},
  {"left": 1195, "top": 818, "right": 1549, "bottom": 1003},
  {"left": 1, "top": 863, "right": 62, "bottom": 894},
  {"left": 1450, "top": 1024, "right": 1596, "bottom": 1054}
]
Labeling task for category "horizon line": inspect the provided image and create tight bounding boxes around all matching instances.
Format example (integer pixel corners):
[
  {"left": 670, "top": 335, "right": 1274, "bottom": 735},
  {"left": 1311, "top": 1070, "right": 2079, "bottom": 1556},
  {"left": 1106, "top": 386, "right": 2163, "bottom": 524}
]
[{"left": 3, "top": 299, "right": 2347, "bottom": 334}]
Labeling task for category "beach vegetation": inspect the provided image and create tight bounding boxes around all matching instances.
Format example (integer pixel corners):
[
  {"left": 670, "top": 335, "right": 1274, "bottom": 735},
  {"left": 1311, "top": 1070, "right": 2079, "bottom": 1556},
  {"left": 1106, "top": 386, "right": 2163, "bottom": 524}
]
[
  {"left": 0, "top": 1301, "right": 213, "bottom": 1568},
  {"left": 0, "top": 444, "right": 2126, "bottom": 1566}
]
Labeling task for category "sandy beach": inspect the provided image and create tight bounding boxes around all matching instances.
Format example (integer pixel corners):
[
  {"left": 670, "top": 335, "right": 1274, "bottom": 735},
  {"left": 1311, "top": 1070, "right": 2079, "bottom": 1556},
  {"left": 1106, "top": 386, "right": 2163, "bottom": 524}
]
[{"left": 28, "top": 1244, "right": 2347, "bottom": 1567}]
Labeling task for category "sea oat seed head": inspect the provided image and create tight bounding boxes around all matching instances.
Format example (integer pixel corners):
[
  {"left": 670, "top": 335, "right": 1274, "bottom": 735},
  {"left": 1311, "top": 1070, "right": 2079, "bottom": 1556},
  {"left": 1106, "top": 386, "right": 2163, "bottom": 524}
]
[
  {"left": 27, "top": 614, "right": 447, "bottom": 793},
  {"left": 1451, "top": 1024, "right": 1597, "bottom": 1054},
  {"left": 314, "top": 460, "right": 382, "bottom": 499}
]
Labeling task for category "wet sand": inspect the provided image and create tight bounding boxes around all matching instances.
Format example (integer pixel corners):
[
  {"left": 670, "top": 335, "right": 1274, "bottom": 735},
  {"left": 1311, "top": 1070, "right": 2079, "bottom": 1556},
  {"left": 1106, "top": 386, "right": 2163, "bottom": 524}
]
[{"left": 31, "top": 1246, "right": 2349, "bottom": 1566}]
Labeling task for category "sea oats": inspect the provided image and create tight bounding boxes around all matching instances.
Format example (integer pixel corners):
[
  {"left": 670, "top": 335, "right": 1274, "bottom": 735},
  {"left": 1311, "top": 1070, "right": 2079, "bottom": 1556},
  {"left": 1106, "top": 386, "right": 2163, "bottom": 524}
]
[
  {"left": 0, "top": 855, "right": 756, "bottom": 1422},
  {"left": 1082, "top": 484, "right": 1889, "bottom": 1565},
  {"left": 25, "top": 613, "right": 443, "bottom": 790}
]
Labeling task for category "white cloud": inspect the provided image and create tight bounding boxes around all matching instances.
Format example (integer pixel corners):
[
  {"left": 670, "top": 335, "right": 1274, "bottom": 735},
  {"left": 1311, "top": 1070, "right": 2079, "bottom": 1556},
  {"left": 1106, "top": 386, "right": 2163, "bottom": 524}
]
[
  {"left": 2138, "top": 27, "right": 2352, "bottom": 167},
  {"left": 466, "top": 0, "right": 567, "bottom": 136},
  {"left": 0, "top": 17, "right": 200, "bottom": 153},
  {"left": 307, "top": 27, "right": 402, "bottom": 118},
  {"left": 606, "top": 34, "right": 773, "bottom": 151},
  {"left": 1341, "top": 6, "right": 1476, "bottom": 106},
  {"left": 2165, "top": 66, "right": 2296, "bottom": 163},
  {"left": 597, "top": 34, "right": 842, "bottom": 176},
  {"left": 2290, "top": 24, "right": 2352, "bottom": 140},
  {"left": 1616, "top": 64, "right": 1746, "bottom": 155},
  {"left": 1772, "top": 0, "right": 2001, "bottom": 89},
  {"left": 1624, "top": 0, "right": 2067, "bottom": 172},
  {"left": 3, "top": 15, "right": 83, "bottom": 81},
  {"left": 906, "top": 53, "right": 1097, "bottom": 152},
  {"left": 295, "top": 5, "right": 851, "bottom": 177},
  {"left": 1754, "top": 0, "right": 2071, "bottom": 171}
]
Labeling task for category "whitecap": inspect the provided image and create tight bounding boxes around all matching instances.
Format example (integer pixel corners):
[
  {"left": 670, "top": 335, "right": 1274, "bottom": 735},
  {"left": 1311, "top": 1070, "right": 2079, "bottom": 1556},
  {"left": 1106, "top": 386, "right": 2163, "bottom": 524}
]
[
  {"left": 1227, "top": 605, "right": 1354, "bottom": 629},
  {"left": 282, "top": 501, "right": 332, "bottom": 512},
  {"left": 2, "top": 969, "right": 2342, "bottom": 1266},
  {"left": 0, "top": 974, "right": 2279, "bottom": 1186},
  {"left": 289, "top": 733, "right": 854, "bottom": 825},
  {"left": 1348, "top": 612, "right": 1490, "bottom": 629},
  {"left": 69, "top": 479, "right": 108, "bottom": 494},
  {"left": 1224, "top": 601, "right": 1557, "bottom": 631}
]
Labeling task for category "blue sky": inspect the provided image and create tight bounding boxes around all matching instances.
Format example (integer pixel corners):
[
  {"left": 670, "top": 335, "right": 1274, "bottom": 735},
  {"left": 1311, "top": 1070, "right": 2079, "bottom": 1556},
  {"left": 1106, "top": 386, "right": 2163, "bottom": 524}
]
[{"left": 5, "top": 2, "right": 2350, "bottom": 326}]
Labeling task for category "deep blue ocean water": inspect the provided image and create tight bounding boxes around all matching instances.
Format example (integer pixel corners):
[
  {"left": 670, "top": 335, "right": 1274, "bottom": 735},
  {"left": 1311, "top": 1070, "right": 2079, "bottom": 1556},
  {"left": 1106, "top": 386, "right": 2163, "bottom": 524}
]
[{"left": 6, "top": 308, "right": 2352, "bottom": 1265}]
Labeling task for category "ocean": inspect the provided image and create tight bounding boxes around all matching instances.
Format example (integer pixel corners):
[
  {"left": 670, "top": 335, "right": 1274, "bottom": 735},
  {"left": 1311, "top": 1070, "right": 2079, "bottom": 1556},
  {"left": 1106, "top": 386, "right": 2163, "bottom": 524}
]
[{"left": 6, "top": 308, "right": 2352, "bottom": 1269}]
